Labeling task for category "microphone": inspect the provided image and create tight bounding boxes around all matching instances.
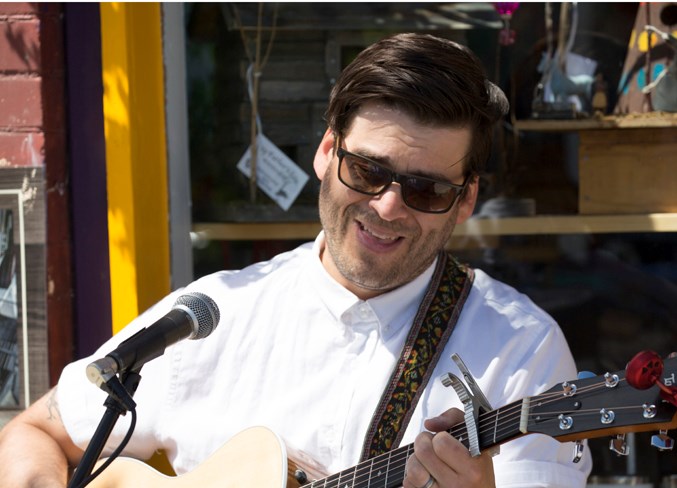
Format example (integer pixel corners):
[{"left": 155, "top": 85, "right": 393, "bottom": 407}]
[{"left": 86, "top": 292, "right": 220, "bottom": 390}]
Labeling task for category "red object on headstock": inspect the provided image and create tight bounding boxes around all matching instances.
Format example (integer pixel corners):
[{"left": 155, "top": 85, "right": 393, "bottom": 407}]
[{"left": 626, "top": 350, "right": 677, "bottom": 407}]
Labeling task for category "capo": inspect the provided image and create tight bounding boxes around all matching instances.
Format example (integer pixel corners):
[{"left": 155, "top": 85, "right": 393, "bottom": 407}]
[{"left": 440, "top": 354, "right": 498, "bottom": 457}]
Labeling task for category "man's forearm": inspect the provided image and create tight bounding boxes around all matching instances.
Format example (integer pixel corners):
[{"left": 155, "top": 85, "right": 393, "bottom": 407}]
[
  {"left": 0, "top": 387, "right": 83, "bottom": 488},
  {"left": 0, "top": 421, "right": 70, "bottom": 487}
]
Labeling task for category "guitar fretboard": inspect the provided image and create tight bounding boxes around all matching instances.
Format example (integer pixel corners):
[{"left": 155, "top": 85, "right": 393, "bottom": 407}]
[{"left": 304, "top": 399, "right": 525, "bottom": 488}]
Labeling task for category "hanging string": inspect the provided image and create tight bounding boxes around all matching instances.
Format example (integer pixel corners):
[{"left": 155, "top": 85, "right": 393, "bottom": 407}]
[
  {"left": 247, "top": 4, "right": 265, "bottom": 202},
  {"left": 230, "top": 4, "right": 278, "bottom": 69},
  {"left": 230, "top": 3, "right": 279, "bottom": 202}
]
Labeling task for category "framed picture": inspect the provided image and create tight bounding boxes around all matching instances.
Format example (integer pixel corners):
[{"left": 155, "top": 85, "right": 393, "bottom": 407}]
[
  {"left": 0, "top": 168, "right": 48, "bottom": 415},
  {"left": 0, "top": 207, "right": 19, "bottom": 407}
]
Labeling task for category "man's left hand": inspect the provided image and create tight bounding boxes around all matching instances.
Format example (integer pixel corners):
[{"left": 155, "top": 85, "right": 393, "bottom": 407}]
[{"left": 403, "top": 408, "right": 495, "bottom": 488}]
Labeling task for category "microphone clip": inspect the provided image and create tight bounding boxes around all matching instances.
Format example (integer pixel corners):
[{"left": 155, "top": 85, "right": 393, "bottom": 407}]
[{"left": 86, "top": 357, "right": 137, "bottom": 412}]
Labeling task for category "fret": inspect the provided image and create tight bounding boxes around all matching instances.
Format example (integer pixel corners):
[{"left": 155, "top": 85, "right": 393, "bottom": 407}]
[
  {"left": 519, "top": 397, "right": 530, "bottom": 433},
  {"left": 336, "top": 466, "right": 356, "bottom": 488},
  {"left": 305, "top": 398, "right": 529, "bottom": 488},
  {"left": 493, "top": 408, "right": 499, "bottom": 445},
  {"left": 320, "top": 471, "right": 341, "bottom": 488},
  {"left": 447, "top": 398, "right": 525, "bottom": 453},
  {"left": 356, "top": 460, "right": 368, "bottom": 487},
  {"left": 383, "top": 450, "right": 390, "bottom": 487},
  {"left": 363, "top": 453, "right": 388, "bottom": 487},
  {"left": 479, "top": 399, "right": 525, "bottom": 450},
  {"left": 454, "top": 424, "right": 471, "bottom": 451},
  {"left": 386, "top": 452, "right": 406, "bottom": 488},
  {"left": 335, "top": 467, "right": 344, "bottom": 488}
]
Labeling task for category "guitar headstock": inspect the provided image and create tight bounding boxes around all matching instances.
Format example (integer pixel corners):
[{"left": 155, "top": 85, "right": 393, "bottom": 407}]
[{"left": 525, "top": 353, "right": 677, "bottom": 443}]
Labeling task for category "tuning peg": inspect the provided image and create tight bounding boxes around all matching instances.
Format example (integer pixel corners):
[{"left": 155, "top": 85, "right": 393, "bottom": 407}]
[
  {"left": 572, "top": 440, "right": 585, "bottom": 463},
  {"left": 609, "top": 434, "right": 629, "bottom": 456},
  {"left": 626, "top": 350, "right": 677, "bottom": 407},
  {"left": 651, "top": 430, "right": 674, "bottom": 451}
]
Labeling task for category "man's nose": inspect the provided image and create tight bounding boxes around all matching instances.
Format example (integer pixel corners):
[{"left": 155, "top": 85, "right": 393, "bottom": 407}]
[{"left": 368, "top": 183, "right": 409, "bottom": 221}]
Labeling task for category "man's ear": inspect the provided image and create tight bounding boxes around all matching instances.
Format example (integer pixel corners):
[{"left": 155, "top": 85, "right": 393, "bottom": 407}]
[
  {"left": 313, "top": 128, "right": 336, "bottom": 180},
  {"left": 455, "top": 176, "right": 479, "bottom": 224}
]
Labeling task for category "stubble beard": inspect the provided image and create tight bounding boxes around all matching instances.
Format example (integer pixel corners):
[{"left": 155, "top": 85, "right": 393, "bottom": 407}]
[{"left": 318, "top": 174, "right": 455, "bottom": 294}]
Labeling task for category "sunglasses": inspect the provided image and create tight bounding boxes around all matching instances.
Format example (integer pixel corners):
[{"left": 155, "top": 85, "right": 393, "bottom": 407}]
[{"left": 336, "top": 142, "right": 470, "bottom": 214}]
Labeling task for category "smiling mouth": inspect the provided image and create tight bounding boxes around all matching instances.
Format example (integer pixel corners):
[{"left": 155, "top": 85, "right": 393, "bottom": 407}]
[{"left": 357, "top": 220, "right": 403, "bottom": 243}]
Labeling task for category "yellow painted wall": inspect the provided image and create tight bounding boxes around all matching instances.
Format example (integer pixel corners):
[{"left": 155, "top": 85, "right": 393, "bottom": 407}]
[{"left": 100, "top": 3, "right": 170, "bottom": 333}]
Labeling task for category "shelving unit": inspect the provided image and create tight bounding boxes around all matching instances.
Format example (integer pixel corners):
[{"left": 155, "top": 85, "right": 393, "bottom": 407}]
[
  {"left": 514, "top": 113, "right": 677, "bottom": 131},
  {"left": 515, "top": 113, "right": 677, "bottom": 229},
  {"left": 192, "top": 212, "right": 677, "bottom": 242},
  {"left": 193, "top": 114, "right": 677, "bottom": 242}
]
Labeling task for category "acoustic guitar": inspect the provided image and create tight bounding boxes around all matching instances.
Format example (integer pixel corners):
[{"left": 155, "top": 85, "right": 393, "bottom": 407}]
[{"left": 85, "top": 351, "right": 677, "bottom": 488}]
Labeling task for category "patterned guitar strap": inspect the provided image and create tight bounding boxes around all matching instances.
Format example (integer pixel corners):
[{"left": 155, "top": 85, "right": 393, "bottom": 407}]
[{"left": 360, "top": 250, "right": 474, "bottom": 461}]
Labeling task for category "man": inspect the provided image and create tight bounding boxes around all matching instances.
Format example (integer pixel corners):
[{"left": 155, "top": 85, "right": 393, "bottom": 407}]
[{"left": 0, "top": 33, "right": 591, "bottom": 487}]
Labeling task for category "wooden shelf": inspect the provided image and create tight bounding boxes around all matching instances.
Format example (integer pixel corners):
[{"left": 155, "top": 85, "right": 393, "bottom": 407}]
[
  {"left": 514, "top": 113, "right": 677, "bottom": 132},
  {"left": 193, "top": 222, "right": 322, "bottom": 241},
  {"left": 459, "top": 214, "right": 677, "bottom": 236},
  {"left": 192, "top": 213, "right": 677, "bottom": 241}
]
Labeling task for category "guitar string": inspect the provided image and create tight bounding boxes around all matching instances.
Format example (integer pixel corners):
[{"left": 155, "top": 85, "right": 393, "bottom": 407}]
[
  {"left": 304, "top": 378, "right": 627, "bottom": 487},
  {"left": 308, "top": 446, "right": 411, "bottom": 488},
  {"left": 305, "top": 379, "right": 614, "bottom": 487},
  {"left": 464, "top": 379, "right": 620, "bottom": 442},
  {"left": 301, "top": 398, "right": 538, "bottom": 487}
]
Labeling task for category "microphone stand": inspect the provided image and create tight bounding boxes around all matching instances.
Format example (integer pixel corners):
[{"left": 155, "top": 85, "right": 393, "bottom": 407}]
[{"left": 67, "top": 367, "right": 142, "bottom": 488}]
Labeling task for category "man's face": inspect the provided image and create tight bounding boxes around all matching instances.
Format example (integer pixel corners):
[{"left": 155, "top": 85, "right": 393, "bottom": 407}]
[{"left": 313, "top": 103, "right": 477, "bottom": 299}]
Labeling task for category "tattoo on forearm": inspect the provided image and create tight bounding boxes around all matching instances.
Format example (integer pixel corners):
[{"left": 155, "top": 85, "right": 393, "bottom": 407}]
[{"left": 46, "top": 388, "right": 64, "bottom": 425}]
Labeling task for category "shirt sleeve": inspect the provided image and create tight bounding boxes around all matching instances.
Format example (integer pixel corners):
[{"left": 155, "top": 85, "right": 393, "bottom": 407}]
[
  {"left": 482, "top": 307, "right": 594, "bottom": 487},
  {"left": 406, "top": 272, "right": 594, "bottom": 487},
  {"left": 493, "top": 456, "right": 590, "bottom": 488},
  {"left": 56, "top": 291, "right": 183, "bottom": 461}
]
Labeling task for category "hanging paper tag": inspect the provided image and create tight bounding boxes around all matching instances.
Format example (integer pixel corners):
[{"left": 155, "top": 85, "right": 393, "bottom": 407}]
[{"left": 237, "top": 134, "right": 309, "bottom": 211}]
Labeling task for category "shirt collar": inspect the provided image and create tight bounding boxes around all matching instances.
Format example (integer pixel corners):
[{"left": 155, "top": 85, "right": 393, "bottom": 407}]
[
  {"left": 310, "top": 232, "right": 437, "bottom": 340},
  {"left": 368, "top": 257, "right": 436, "bottom": 337}
]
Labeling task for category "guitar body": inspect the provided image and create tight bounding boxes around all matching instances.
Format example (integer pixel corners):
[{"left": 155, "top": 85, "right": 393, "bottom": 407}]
[{"left": 86, "top": 426, "right": 297, "bottom": 488}]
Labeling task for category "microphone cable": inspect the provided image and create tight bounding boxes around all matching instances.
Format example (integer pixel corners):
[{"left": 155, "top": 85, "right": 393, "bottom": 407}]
[{"left": 71, "top": 406, "right": 137, "bottom": 488}]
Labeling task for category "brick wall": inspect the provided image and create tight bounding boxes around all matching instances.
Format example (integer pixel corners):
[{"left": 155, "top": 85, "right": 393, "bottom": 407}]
[
  {"left": 0, "top": 2, "right": 71, "bottom": 408},
  {"left": 0, "top": 3, "right": 45, "bottom": 167}
]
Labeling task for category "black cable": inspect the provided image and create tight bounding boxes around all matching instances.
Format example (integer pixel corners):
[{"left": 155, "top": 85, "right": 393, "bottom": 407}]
[{"left": 74, "top": 406, "right": 138, "bottom": 488}]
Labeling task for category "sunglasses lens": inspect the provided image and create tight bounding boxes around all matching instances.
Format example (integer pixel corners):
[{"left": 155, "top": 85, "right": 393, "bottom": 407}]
[
  {"left": 402, "top": 177, "right": 457, "bottom": 213},
  {"left": 340, "top": 152, "right": 392, "bottom": 193},
  {"left": 338, "top": 146, "right": 464, "bottom": 213}
]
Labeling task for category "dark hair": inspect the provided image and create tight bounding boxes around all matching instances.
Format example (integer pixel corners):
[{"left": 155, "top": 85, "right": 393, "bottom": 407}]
[{"left": 326, "top": 33, "right": 509, "bottom": 175}]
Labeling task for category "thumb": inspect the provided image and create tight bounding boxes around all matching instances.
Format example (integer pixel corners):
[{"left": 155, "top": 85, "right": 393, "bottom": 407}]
[{"left": 423, "top": 407, "right": 465, "bottom": 433}]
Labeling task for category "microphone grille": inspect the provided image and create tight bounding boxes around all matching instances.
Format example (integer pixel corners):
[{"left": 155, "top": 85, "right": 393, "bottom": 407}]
[{"left": 174, "top": 292, "right": 220, "bottom": 339}]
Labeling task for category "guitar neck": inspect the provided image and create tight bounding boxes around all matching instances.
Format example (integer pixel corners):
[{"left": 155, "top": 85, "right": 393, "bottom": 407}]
[
  {"left": 305, "top": 356, "right": 677, "bottom": 487},
  {"left": 303, "top": 400, "right": 525, "bottom": 488}
]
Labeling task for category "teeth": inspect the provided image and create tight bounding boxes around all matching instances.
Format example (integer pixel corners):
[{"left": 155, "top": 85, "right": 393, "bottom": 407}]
[{"left": 362, "top": 224, "right": 398, "bottom": 241}]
